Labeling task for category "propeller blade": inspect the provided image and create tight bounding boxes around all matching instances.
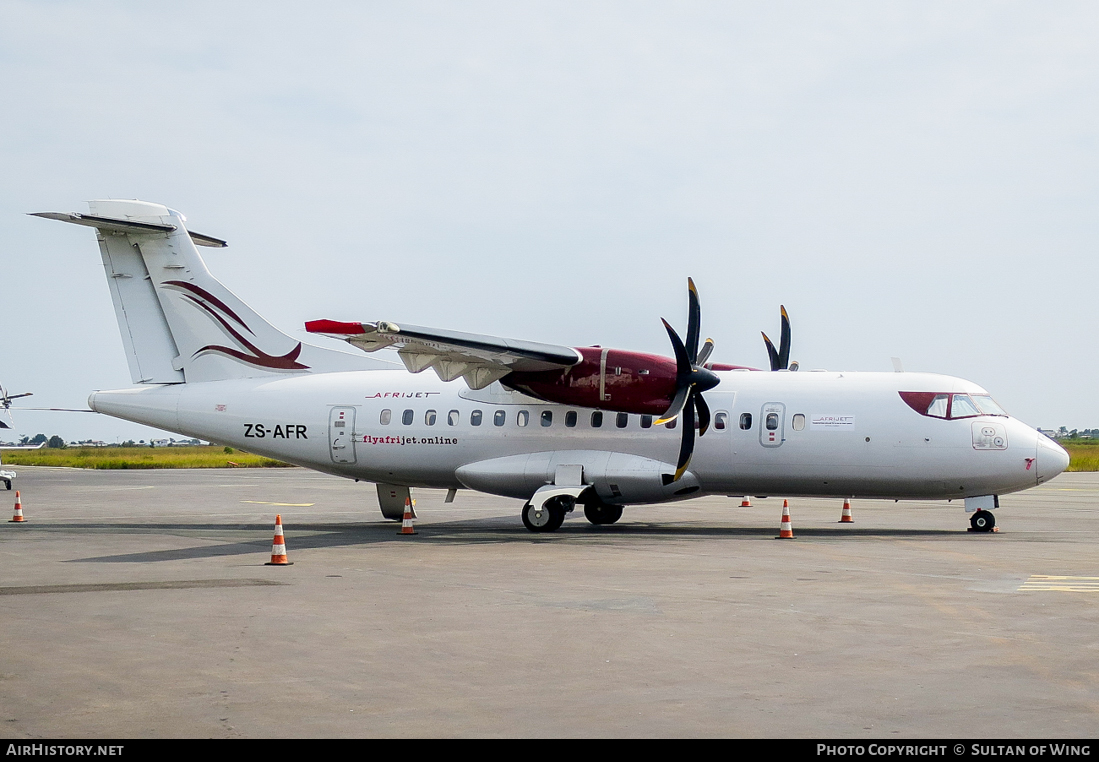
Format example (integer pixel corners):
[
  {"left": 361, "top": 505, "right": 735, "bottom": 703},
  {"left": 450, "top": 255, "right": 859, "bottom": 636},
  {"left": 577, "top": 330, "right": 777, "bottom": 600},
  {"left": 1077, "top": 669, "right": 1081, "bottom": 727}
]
[
  {"left": 661, "top": 318, "right": 691, "bottom": 375},
  {"left": 655, "top": 382, "right": 691, "bottom": 426},
  {"left": 762, "top": 331, "right": 781, "bottom": 371},
  {"left": 762, "top": 306, "right": 792, "bottom": 370},
  {"left": 696, "top": 338, "right": 715, "bottom": 367},
  {"left": 695, "top": 389, "right": 712, "bottom": 437},
  {"left": 685, "top": 278, "right": 701, "bottom": 363},
  {"left": 674, "top": 395, "right": 696, "bottom": 481},
  {"left": 778, "top": 305, "right": 791, "bottom": 370}
]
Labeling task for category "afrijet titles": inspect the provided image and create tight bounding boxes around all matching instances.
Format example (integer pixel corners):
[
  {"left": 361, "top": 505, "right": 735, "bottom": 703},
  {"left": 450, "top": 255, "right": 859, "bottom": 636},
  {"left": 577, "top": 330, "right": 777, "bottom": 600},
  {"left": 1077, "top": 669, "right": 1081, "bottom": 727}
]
[{"left": 34, "top": 200, "right": 1070, "bottom": 533}]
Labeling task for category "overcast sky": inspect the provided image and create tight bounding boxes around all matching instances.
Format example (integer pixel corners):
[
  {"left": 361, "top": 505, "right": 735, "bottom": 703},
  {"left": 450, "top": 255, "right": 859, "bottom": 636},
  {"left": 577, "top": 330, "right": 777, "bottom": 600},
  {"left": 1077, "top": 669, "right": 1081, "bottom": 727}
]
[{"left": 2, "top": 1, "right": 1097, "bottom": 442}]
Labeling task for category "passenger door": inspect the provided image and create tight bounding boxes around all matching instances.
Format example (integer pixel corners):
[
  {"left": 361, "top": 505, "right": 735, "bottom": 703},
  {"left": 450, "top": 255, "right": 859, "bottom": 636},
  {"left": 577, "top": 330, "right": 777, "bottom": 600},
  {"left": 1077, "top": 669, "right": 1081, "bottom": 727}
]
[
  {"left": 760, "top": 402, "right": 786, "bottom": 448},
  {"left": 329, "top": 406, "right": 357, "bottom": 464}
]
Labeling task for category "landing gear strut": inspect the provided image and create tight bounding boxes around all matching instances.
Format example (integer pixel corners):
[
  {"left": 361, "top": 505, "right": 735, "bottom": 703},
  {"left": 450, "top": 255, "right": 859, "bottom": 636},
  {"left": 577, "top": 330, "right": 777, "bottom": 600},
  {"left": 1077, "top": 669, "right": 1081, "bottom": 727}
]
[
  {"left": 522, "top": 495, "right": 574, "bottom": 533},
  {"left": 584, "top": 504, "right": 623, "bottom": 525},
  {"left": 969, "top": 509, "right": 997, "bottom": 533}
]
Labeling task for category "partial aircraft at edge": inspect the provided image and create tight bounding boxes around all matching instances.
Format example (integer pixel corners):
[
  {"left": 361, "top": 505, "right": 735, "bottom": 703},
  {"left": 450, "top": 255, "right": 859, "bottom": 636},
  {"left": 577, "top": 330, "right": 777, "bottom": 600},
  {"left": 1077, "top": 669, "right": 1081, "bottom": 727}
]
[
  {"left": 0, "top": 385, "right": 46, "bottom": 490},
  {"left": 33, "top": 200, "right": 1069, "bottom": 532}
]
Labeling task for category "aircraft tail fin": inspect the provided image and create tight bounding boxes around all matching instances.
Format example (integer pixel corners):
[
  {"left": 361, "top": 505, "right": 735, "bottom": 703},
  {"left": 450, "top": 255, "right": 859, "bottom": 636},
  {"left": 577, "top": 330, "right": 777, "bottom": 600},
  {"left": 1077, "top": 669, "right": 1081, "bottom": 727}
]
[{"left": 35, "top": 200, "right": 389, "bottom": 384}]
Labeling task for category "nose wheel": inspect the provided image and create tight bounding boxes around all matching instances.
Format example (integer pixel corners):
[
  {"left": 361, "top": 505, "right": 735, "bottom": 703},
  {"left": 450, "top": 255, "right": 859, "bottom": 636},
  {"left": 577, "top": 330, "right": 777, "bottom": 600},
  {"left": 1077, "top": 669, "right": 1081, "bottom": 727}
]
[{"left": 969, "top": 510, "right": 997, "bottom": 533}]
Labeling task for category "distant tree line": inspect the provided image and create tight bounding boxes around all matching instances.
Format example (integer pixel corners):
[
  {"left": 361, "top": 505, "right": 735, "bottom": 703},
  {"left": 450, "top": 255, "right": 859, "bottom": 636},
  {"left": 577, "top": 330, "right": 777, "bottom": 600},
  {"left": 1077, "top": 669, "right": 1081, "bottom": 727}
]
[
  {"left": 14, "top": 435, "right": 204, "bottom": 448},
  {"left": 1055, "top": 428, "right": 1099, "bottom": 439}
]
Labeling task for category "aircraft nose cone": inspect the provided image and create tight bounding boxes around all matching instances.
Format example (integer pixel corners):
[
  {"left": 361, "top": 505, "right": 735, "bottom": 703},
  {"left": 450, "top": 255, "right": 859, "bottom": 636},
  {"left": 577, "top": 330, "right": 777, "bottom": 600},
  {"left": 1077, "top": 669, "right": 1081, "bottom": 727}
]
[{"left": 1036, "top": 434, "right": 1070, "bottom": 484}]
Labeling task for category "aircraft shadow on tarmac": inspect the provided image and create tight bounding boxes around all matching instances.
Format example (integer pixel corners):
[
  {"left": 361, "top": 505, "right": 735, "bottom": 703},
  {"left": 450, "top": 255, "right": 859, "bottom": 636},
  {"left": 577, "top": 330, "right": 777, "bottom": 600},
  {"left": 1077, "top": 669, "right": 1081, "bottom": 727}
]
[{"left": 48, "top": 518, "right": 968, "bottom": 564}]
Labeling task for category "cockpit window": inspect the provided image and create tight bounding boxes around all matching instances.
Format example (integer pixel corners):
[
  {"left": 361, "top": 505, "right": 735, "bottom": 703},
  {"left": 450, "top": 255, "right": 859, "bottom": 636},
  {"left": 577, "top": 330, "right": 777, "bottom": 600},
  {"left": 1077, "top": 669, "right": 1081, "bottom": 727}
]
[
  {"left": 948, "top": 394, "right": 982, "bottom": 419},
  {"left": 971, "top": 395, "right": 1008, "bottom": 416},
  {"left": 926, "top": 394, "right": 948, "bottom": 418},
  {"left": 899, "top": 391, "right": 1009, "bottom": 420}
]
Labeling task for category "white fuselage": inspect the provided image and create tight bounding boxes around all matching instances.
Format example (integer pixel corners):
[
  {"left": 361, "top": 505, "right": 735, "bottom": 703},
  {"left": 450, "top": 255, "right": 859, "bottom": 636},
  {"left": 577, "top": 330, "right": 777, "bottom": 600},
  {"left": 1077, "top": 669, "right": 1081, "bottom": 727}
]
[{"left": 88, "top": 368, "right": 1067, "bottom": 504}]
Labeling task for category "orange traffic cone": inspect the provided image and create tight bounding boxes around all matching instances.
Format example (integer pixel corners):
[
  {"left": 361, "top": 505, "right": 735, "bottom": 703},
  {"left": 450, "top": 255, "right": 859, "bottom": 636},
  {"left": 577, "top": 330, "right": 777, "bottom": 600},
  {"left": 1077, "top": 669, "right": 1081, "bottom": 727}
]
[
  {"left": 777, "top": 500, "right": 794, "bottom": 539},
  {"left": 740, "top": 496, "right": 752, "bottom": 507},
  {"left": 265, "top": 514, "right": 292, "bottom": 565},
  {"left": 398, "top": 498, "right": 417, "bottom": 535},
  {"left": 839, "top": 498, "right": 854, "bottom": 523},
  {"left": 9, "top": 491, "right": 24, "bottom": 523}
]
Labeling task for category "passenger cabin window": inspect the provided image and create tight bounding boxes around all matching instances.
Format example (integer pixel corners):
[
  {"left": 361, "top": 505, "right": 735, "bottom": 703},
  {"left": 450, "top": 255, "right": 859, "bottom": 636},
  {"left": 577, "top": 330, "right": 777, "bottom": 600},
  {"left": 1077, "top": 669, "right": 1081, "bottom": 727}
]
[
  {"left": 380, "top": 409, "right": 392, "bottom": 425},
  {"left": 425, "top": 410, "right": 437, "bottom": 426},
  {"left": 565, "top": 411, "right": 577, "bottom": 428},
  {"left": 447, "top": 410, "right": 459, "bottom": 426},
  {"left": 494, "top": 410, "right": 506, "bottom": 426},
  {"left": 541, "top": 411, "right": 553, "bottom": 427},
  {"left": 471, "top": 410, "right": 483, "bottom": 426},
  {"left": 591, "top": 411, "right": 603, "bottom": 428},
  {"left": 714, "top": 412, "right": 727, "bottom": 431},
  {"left": 616, "top": 412, "right": 629, "bottom": 428},
  {"left": 665, "top": 418, "right": 676, "bottom": 429},
  {"left": 791, "top": 414, "right": 805, "bottom": 431},
  {"left": 640, "top": 415, "right": 653, "bottom": 429},
  {"left": 402, "top": 409, "right": 414, "bottom": 425},
  {"left": 740, "top": 413, "right": 752, "bottom": 430},
  {"left": 517, "top": 410, "right": 529, "bottom": 427}
]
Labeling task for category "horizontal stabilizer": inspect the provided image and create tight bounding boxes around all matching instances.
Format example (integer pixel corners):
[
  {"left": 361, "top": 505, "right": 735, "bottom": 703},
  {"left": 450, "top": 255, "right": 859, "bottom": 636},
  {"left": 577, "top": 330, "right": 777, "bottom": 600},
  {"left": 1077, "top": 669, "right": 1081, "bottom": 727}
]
[
  {"left": 30, "top": 212, "right": 227, "bottom": 248},
  {"left": 36, "top": 199, "right": 393, "bottom": 384}
]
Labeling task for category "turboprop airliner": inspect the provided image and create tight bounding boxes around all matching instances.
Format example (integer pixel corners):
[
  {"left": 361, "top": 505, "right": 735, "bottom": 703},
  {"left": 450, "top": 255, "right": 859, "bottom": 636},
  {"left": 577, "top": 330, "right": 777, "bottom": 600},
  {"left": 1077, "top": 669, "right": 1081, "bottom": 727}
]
[{"left": 33, "top": 200, "right": 1069, "bottom": 532}]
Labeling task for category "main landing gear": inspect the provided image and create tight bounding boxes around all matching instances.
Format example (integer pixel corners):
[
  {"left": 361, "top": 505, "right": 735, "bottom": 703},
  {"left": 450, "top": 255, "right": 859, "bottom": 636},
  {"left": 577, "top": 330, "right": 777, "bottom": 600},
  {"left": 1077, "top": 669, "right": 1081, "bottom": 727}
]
[
  {"left": 522, "top": 495, "right": 573, "bottom": 533},
  {"left": 583, "top": 503, "right": 623, "bottom": 526},
  {"left": 969, "top": 509, "right": 997, "bottom": 533},
  {"left": 521, "top": 495, "right": 625, "bottom": 532}
]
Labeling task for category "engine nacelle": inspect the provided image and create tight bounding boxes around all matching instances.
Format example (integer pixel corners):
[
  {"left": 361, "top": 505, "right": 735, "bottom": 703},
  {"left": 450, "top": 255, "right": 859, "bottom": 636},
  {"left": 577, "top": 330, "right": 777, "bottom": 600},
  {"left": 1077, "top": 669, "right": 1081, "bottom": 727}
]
[{"left": 504, "top": 346, "right": 679, "bottom": 416}]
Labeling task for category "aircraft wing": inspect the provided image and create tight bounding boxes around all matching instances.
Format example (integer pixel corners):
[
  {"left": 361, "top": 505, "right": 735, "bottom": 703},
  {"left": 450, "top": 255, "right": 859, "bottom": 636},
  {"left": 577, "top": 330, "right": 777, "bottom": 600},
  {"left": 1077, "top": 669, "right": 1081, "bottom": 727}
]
[{"left": 305, "top": 319, "right": 581, "bottom": 389}]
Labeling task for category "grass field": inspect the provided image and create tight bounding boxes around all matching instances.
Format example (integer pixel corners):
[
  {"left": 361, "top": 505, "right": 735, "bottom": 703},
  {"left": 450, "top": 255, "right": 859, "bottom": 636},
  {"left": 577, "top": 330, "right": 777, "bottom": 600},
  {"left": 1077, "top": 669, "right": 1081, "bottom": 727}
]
[
  {"left": 0, "top": 446, "right": 291, "bottom": 470},
  {"left": 1063, "top": 441, "right": 1099, "bottom": 472}
]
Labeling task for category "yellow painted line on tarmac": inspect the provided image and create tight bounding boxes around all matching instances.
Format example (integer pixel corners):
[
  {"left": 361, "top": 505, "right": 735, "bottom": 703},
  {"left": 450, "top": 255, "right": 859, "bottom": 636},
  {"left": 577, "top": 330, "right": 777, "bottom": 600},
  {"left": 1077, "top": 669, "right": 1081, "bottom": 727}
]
[
  {"left": 1018, "top": 575, "right": 1099, "bottom": 592},
  {"left": 241, "top": 500, "right": 315, "bottom": 507}
]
